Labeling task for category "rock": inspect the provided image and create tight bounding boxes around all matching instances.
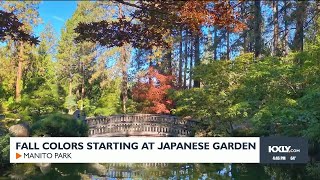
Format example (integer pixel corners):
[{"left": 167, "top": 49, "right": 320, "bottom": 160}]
[
  {"left": 182, "top": 116, "right": 192, "bottom": 120},
  {"left": 73, "top": 109, "right": 86, "bottom": 120},
  {"left": 39, "top": 163, "right": 51, "bottom": 174},
  {"left": 9, "top": 123, "right": 30, "bottom": 137},
  {"left": 73, "top": 109, "right": 81, "bottom": 119},
  {"left": 88, "top": 163, "right": 107, "bottom": 175},
  {"left": 79, "top": 173, "right": 91, "bottom": 180},
  {"left": 0, "top": 123, "right": 6, "bottom": 136}
]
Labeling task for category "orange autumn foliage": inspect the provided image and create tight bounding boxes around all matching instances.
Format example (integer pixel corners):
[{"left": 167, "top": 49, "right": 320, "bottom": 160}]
[
  {"left": 180, "top": 1, "right": 246, "bottom": 33},
  {"left": 132, "top": 67, "right": 174, "bottom": 114}
]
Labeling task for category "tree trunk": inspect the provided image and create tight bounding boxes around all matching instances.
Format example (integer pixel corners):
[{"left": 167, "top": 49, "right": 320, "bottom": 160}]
[
  {"left": 68, "top": 80, "right": 72, "bottom": 97},
  {"left": 226, "top": 30, "right": 230, "bottom": 60},
  {"left": 241, "top": 3, "right": 248, "bottom": 53},
  {"left": 120, "top": 46, "right": 128, "bottom": 113},
  {"left": 243, "top": 32, "right": 248, "bottom": 53},
  {"left": 148, "top": 51, "right": 153, "bottom": 84},
  {"left": 80, "top": 60, "right": 85, "bottom": 111},
  {"left": 213, "top": 29, "right": 218, "bottom": 60},
  {"left": 183, "top": 29, "right": 188, "bottom": 89},
  {"left": 273, "top": 0, "right": 279, "bottom": 56},
  {"left": 293, "top": 1, "right": 307, "bottom": 52},
  {"left": 178, "top": 28, "right": 183, "bottom": 88},
  {"left": 80, "top": 77, "right": 85, "bottom": 111},
  {"left": 284, "top": 0, "right": 289, "bottom": 55},
  {"left": 68, "top": 79, "right": 73, "bottom": 114},
  {"left": 254, "top": 0, "right": 262, "bottom": 58},
  {"left": 119, "top": 3, "right": 128, "bottom": 113},
  {"left": 15, "top": 41, "right": 24, "bottom": 102},
  {"left": 189, "top": 36, "right": 193, "bottom": 89},
  {"left": 193, "top": 33, "right": 200, "bottom": 88},
  {"left": 226, "top": 0, "right": 231, "bottom": 60},
  {"left": 165, "top": 48, "right": 172, "bottom": 76}
]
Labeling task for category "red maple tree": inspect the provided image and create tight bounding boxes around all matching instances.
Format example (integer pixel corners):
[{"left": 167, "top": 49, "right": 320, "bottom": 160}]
[{"left": 133, "top": 67, "right": 174, "bottom": 114}]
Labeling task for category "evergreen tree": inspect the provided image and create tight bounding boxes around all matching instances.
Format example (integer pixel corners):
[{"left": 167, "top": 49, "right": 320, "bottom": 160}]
[{"left": 0, "top": 1, "right": 41, "bottom": 102}]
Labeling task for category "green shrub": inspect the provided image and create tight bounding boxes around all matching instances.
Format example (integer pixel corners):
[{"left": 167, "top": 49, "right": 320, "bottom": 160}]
[
  {"left": 31, "top": 113, "right": 88, "bottom": 137},
  {"left": 0, "top": 133, "right": 10, "bottom": 169}
]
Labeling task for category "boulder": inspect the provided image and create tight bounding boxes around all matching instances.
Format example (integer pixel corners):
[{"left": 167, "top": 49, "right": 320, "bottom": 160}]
[
  {"left": 88, "top": 163, "right": 107, "bottom": 175},
  {"left": 9, "top": 123, "right": 30, "bottom": 137},
  {"left": 38, "top": 163, "right": 51, "bottom": 174},
  {"left": 73, "top": 109, "right": 86, "bottom": 120},
  {"left": 0, "top": 122, "right": 6, "bottom": 136}
]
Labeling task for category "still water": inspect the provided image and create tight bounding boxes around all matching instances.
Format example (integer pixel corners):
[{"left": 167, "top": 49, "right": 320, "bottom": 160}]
[{"left": 2, "top": 163, "right": 312, "bottom": 180}]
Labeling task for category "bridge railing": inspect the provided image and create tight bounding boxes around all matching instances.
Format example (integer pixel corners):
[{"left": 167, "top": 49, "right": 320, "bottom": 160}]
[{"left": 84, "top": 114, "right": 198, "bottom": 137}]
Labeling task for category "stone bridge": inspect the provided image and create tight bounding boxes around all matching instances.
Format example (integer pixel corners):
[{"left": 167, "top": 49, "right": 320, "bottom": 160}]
[{"left": 84, "top": 114, "right": 198, "bottom": 137}]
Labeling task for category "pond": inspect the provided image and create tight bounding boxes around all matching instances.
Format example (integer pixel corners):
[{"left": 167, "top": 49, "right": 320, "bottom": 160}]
[{"left": 1, "top": 163, "right": 313, "bottom": 180}]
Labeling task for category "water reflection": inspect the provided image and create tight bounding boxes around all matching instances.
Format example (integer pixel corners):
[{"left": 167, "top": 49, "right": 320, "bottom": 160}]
[
  {"left": 3, "top": 163, "right": 314, "bottom": 180},
  {"left": 82, "top": 163, "right": 234, "bottom": 180}
]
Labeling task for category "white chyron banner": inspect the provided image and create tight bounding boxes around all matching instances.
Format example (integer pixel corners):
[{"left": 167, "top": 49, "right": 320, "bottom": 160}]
[{"left": 10, "top": 137, "right": 260, "bottom": 163}]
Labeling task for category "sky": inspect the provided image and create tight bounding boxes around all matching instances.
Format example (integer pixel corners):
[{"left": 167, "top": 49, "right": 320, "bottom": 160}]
[{"left": 35, "top": 1, "right": 77, "bottom": 37}]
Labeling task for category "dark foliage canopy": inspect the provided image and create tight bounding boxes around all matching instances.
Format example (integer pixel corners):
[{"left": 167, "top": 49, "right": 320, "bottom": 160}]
[
  {"left": 75, "top": 0, "right": 245, "bottom": 49},
  {"left": 0, "top": 10, "right": 38, "bottom": 44}
]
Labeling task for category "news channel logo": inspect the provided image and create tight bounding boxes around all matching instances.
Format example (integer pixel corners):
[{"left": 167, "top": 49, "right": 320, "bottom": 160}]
[{"left": 260, "top": 137, "right": 308, "bottom": 163}]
